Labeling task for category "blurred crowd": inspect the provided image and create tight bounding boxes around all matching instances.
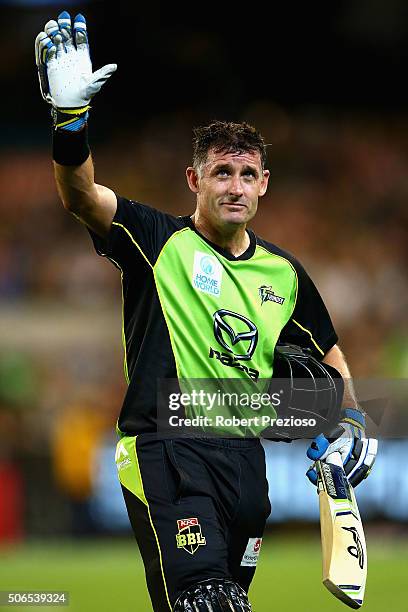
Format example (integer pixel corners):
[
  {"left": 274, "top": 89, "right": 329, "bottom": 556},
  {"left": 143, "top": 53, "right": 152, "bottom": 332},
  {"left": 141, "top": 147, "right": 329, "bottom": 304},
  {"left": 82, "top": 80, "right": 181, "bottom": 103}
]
[{"left": 1, "top": 108, "right": 407, "bottom": 538}]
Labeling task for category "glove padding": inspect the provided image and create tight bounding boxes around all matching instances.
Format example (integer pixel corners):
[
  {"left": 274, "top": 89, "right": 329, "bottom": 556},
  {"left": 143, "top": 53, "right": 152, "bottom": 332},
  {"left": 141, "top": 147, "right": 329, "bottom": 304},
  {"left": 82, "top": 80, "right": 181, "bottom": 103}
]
[
  {"left": 35, "top": 11, "right": 116, "bottom": 129},
  {"left": 306, "top": 408, "right": 378, "bottom": 487}
]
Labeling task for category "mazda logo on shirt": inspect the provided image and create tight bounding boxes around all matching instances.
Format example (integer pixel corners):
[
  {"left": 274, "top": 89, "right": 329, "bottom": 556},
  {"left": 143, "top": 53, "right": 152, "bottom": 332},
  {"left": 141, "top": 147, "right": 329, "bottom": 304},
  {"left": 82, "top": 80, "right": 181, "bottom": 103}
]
[{"left": 213, "top": 309, "right": 258, "bottom": 360}]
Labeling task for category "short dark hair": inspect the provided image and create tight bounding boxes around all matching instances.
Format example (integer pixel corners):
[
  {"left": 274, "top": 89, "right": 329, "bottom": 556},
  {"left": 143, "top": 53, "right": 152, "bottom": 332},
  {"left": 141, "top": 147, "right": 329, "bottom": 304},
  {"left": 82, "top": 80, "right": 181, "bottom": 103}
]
[{"left": 192, "top": 120, "right": 267, "bottom": 171}]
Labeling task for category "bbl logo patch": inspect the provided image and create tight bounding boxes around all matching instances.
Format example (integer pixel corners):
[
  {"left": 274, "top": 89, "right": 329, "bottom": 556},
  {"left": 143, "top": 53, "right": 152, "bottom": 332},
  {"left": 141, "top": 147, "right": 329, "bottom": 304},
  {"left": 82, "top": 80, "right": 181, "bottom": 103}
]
[{"left": 176, "top": 517, "right": 206, "bottom": 555}]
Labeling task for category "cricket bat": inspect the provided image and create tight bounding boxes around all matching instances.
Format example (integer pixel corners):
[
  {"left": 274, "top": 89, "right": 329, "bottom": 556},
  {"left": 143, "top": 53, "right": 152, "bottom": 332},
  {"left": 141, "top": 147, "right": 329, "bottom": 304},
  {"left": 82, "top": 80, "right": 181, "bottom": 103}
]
[{"left": 317, "top": 452, "right": 367, "bottom": 609}]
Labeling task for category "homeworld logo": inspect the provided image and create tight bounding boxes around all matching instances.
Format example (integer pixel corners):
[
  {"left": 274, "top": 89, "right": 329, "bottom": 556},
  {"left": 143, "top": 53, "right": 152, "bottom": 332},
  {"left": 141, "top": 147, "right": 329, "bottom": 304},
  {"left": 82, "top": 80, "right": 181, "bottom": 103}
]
[
  {"left": 209, "top": 309, "right": 260, "bottom": 381},
  {"left": 258, "top": 285, "right": 285, "bottom": 306},
  {"left": 192, "top": 251, "right": 223, "bottom": 297}
]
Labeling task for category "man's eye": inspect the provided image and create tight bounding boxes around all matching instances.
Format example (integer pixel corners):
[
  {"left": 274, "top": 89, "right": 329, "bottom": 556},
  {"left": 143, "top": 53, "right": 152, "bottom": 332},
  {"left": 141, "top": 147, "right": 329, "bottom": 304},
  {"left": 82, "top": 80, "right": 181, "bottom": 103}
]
[
  {"left": 217, "top": 170, "right": 229, "bottom": 177},
  {"left": 243, "top": 171, "right": 256, "bottom": 178}
]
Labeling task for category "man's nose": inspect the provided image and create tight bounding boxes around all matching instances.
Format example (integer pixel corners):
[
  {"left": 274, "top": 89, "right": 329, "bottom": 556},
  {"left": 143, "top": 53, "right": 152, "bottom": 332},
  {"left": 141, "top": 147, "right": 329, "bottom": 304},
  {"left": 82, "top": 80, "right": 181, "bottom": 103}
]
[{"left": 229, "top": 176, "right": 243, "bottom": 197}]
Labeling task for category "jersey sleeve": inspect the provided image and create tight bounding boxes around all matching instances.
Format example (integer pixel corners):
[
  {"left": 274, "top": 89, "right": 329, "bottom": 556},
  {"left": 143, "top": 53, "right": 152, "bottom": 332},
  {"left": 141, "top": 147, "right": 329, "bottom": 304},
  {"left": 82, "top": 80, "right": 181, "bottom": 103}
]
[
  {"left": 87, "top": 194, "right": 178, "bottom": 272},
  {"left": 278, "top": 259, "right": 338, "bottom": 358}
]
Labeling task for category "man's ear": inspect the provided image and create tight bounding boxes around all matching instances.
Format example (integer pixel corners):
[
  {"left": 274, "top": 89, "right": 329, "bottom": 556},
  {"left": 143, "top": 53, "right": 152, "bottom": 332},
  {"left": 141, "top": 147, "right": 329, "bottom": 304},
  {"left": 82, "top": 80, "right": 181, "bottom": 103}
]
[
  {"left": 259, "top": 169, "right": 270, "bottom": 197},
  {"left": 186, "top": 167, "right": 200, "bottom": 193}
]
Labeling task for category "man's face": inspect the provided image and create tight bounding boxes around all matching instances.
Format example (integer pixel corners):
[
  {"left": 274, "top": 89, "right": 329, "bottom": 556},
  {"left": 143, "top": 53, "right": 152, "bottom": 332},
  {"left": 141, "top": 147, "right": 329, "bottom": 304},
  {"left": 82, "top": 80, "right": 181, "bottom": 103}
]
[{"left": 186, "top": 148, "right": 270, "bottom": 229}]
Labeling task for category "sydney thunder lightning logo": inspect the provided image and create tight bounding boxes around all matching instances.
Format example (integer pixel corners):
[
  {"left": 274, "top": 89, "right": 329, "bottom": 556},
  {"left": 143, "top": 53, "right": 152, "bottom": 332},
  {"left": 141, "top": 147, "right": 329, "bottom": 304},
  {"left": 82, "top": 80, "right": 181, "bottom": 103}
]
[{"left": 258, "top": 285, "right": 285, "bottom": 306}]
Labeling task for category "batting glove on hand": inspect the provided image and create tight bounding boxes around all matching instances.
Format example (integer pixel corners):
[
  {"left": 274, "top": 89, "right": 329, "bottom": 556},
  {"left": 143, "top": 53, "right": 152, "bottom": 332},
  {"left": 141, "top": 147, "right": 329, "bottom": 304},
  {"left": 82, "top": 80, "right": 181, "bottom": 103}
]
[
  {"left": 35, "top": 11, "right": 117, "bottom": 131},
  {"left": 306, "top": 408, "right": 378, "bottom": 487}
]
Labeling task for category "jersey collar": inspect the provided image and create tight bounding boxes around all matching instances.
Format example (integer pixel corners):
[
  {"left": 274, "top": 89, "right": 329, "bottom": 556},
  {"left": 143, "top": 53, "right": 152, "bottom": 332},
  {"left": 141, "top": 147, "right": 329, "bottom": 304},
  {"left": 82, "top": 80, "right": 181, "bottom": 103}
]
[{"left": 182, "top": 215, "right": 256, "bottom": 261}]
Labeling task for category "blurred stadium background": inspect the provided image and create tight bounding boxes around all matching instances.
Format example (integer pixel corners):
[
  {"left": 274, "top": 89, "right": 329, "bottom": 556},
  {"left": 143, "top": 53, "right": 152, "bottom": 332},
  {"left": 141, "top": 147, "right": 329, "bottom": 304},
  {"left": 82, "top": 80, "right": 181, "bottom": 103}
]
[{"left": 0, "top": 0, "right": 408, "bottom": 610}]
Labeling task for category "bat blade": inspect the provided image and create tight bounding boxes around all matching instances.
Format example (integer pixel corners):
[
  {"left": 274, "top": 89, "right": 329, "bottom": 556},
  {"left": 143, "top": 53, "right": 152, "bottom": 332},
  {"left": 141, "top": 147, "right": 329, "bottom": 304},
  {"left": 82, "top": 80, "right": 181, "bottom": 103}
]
[{"left": 317, "top": 455, "right": 367, "bottom": 609}]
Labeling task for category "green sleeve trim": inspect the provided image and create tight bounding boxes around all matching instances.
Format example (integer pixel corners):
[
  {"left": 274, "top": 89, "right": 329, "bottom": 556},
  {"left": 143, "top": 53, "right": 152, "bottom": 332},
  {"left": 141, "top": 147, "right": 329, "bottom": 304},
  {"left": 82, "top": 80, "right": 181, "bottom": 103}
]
[
  {"left": 119, "top": 271, "right": 130, "bottom": 384},
  {"left": 292, "top": 319, "right": 325, "bottom": 356},
  {"left": 111, "top": 221, "right": 153, "bottom": 269},
  {"left": 107, "top": 256, "right": 130, "bottom": 384}
]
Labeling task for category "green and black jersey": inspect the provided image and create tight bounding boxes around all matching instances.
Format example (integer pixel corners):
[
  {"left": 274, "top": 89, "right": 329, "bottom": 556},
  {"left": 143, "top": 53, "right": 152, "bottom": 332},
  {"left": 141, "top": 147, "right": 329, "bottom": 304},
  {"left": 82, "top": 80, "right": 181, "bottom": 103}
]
[{"left": 89, "top": 195, "right": 338, "bottom": 436}]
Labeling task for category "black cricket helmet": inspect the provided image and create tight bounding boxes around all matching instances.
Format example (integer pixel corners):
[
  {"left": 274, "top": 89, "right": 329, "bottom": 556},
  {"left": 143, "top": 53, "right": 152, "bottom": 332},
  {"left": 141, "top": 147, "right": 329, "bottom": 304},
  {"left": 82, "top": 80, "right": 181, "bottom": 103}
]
[{"left": 263, "top": 343, "right": 344, "bottom": 441}]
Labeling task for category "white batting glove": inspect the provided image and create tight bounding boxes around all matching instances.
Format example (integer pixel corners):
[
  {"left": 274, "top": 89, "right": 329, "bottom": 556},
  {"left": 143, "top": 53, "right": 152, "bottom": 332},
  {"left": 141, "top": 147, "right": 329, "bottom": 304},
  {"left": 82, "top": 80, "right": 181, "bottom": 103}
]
[
  {"left": 35, "top": 11, "right": 117, "bottom": 130},
  {"left": 306, "top": 408, "right": 378, "bottom": 487}
]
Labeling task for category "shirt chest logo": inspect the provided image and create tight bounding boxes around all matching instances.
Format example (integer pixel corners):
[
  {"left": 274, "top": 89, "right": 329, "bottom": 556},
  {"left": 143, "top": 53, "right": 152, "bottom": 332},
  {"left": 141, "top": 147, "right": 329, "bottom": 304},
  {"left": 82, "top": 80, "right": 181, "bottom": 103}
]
[
  {"left": 258, "top": 285, "right": 285, "bottom": 306},
  {"left": 192, "top": 251, "right": 223, "bottom": 297}
]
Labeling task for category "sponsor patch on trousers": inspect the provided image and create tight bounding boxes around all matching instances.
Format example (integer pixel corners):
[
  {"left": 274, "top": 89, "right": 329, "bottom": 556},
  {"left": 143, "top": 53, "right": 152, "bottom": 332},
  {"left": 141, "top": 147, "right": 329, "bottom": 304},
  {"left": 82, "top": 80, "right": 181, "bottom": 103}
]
[{"left": 240, "top": 537, "right": 262, "bottom": 567}]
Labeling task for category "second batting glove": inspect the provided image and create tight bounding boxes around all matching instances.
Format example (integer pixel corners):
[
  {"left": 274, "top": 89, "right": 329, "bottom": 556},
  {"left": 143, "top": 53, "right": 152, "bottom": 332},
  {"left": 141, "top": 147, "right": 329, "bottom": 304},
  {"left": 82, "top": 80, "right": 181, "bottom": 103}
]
[{"left": 306, "top": 408, "right": 378, "bottom": 487}]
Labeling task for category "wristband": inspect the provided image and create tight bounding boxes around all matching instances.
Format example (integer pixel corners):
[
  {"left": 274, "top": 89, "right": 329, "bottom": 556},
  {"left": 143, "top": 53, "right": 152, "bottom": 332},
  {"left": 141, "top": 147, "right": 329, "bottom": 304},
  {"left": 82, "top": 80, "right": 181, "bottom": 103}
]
[{"left": 52, "top": 123, "right": 90, "bottom": 166}]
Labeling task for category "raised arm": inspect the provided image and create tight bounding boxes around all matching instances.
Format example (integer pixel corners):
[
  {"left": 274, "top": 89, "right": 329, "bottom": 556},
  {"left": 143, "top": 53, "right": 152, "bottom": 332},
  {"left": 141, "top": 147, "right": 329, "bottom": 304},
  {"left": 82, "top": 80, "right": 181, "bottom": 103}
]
[
  {"left": 35, "top": 11, "right": 117, "bottom": 237},
  {"left": 53, "top": 153, "right": 116, "bottom": 238}
]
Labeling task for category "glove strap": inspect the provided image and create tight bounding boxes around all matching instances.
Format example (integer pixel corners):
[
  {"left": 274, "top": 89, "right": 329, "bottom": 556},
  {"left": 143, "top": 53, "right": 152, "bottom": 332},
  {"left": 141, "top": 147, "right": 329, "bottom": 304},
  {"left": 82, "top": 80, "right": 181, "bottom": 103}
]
[
  {"left": 52, "top": 105, "right": 91, "bottom": 132},
  {"left": 341, "top": 407, "right": 366, "bottom": 431}
]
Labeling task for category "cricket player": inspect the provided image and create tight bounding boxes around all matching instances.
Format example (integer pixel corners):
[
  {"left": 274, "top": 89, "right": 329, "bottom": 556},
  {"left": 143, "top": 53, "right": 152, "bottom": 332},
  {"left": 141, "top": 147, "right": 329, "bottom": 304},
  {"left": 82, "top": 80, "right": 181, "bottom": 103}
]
[{"left": 35, "top": 12, "right": 377, "bottom": 611}]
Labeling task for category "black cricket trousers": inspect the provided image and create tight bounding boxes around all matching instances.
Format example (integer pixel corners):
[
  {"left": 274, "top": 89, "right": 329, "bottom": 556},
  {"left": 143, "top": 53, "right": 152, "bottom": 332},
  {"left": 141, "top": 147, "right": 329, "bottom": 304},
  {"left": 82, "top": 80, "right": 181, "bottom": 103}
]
[{"left": 116, "top": 435, "right": 271, "bottom": 611}]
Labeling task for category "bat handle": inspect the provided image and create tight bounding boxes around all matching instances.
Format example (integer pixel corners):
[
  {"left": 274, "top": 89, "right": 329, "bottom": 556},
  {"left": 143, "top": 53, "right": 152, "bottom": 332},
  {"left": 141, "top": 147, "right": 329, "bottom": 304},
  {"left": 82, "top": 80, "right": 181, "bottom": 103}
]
[{"left": 325, "top": 451, "right": 343, "bottom": 468}]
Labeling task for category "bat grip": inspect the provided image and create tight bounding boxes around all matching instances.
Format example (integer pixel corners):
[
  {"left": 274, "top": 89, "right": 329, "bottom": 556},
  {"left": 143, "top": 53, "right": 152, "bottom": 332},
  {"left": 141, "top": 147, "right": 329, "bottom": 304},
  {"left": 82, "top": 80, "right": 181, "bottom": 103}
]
[{"left": 325, "top": 451, "right": 343, "bottom": 467}]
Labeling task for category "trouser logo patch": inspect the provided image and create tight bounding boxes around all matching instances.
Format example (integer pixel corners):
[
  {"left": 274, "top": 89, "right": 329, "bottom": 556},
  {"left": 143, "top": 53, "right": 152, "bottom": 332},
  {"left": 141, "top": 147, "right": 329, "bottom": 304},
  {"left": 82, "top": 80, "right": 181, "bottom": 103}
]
[
  {"left": 240, "top": 538, "right": 262, "bottom": 566},
  {"left": 176, "top": 518, "right": 206, "bottom": 555}
]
